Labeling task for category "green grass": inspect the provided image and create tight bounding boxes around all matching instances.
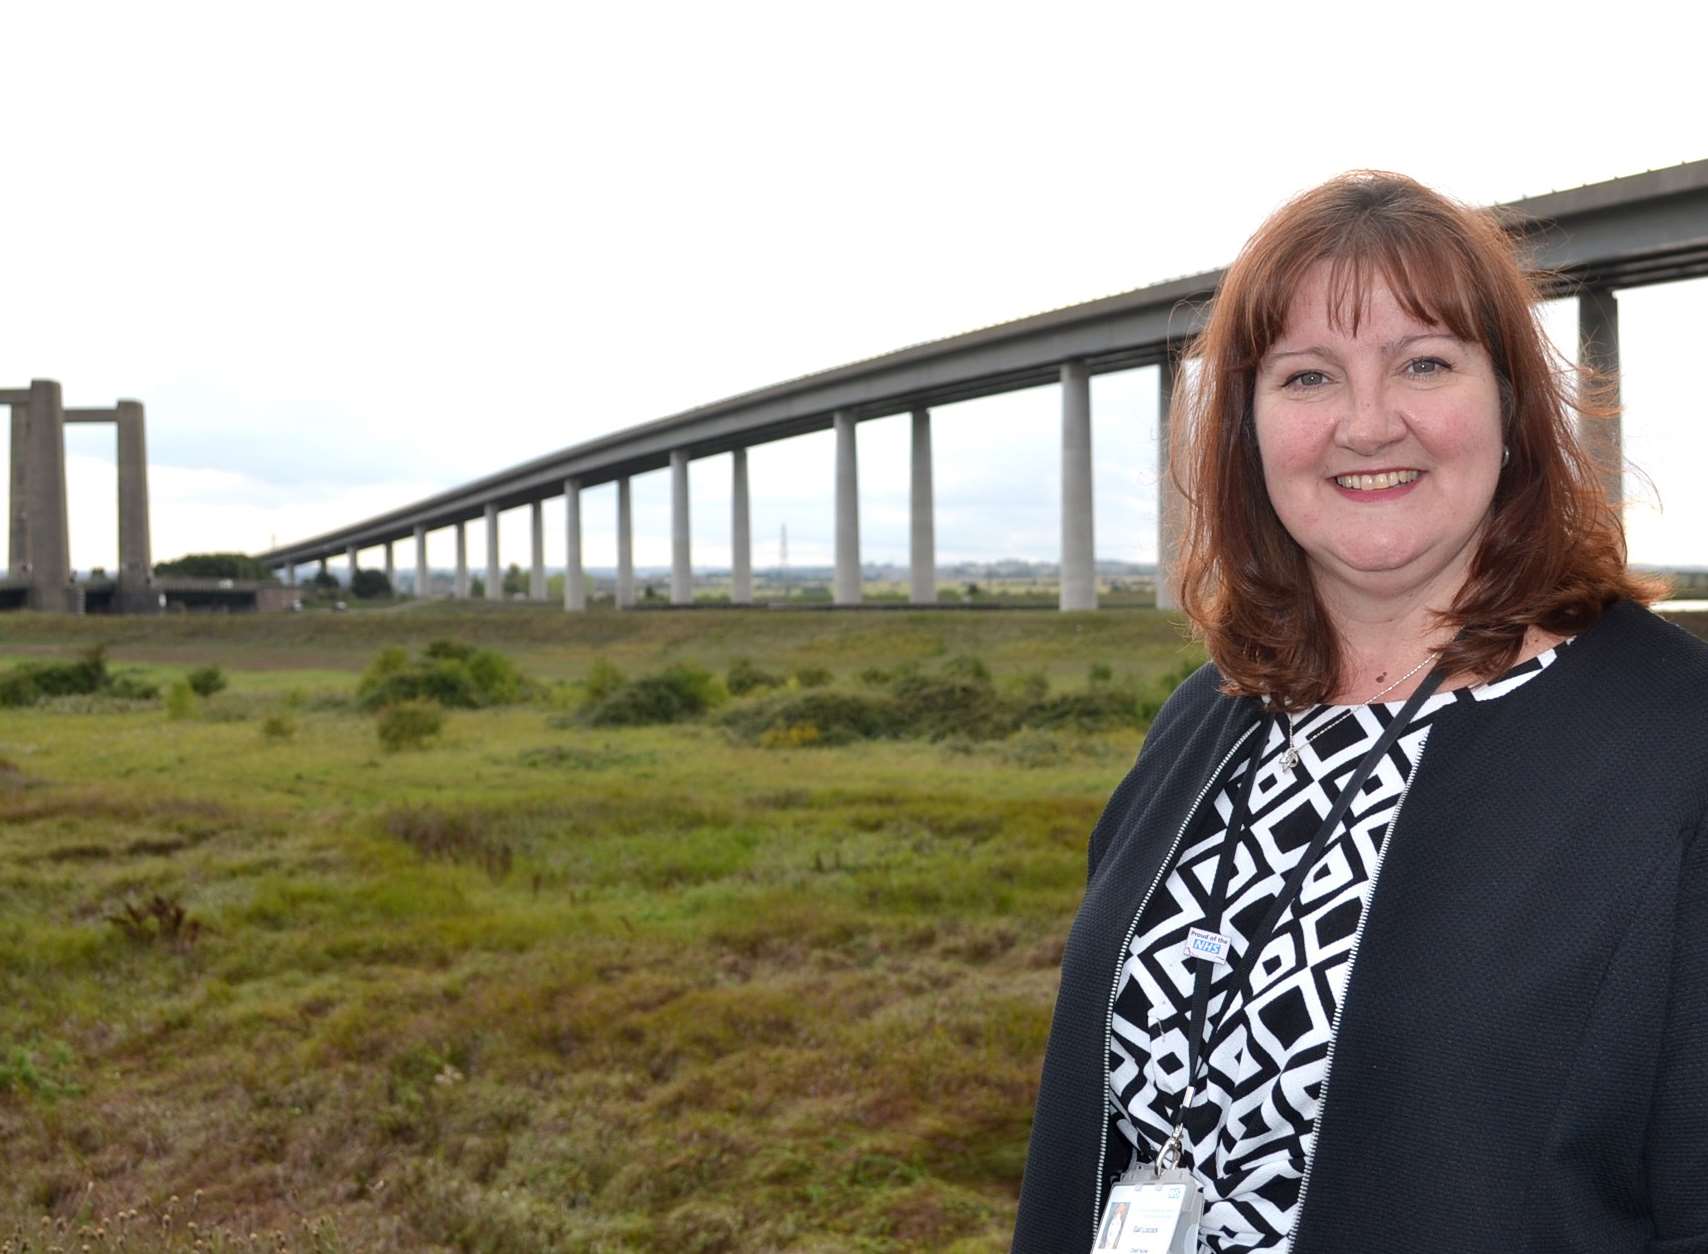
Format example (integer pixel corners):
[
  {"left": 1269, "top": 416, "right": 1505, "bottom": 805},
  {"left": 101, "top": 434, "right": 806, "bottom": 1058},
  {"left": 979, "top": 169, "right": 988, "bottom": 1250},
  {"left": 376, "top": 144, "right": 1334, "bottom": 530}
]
[{"left": 0, "top": 604, "right": 1184, "bottom": 1251}]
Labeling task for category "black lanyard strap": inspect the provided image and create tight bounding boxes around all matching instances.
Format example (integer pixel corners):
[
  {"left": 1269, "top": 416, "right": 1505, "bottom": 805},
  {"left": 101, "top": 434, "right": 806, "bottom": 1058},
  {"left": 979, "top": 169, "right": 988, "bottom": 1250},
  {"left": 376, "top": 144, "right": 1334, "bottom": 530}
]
[{"left": 1168, "top": 662, "right": 1449, "bottom": 1141}]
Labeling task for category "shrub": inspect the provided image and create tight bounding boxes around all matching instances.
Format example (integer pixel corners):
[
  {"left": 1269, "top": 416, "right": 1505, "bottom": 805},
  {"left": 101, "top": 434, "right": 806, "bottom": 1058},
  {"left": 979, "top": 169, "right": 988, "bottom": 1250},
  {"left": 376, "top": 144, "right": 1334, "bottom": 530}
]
[
  {"left": 260, "top": 713, "right": 296, "bottom": 741},
  {"left": 377, "top": 700, "right": 445, "bottom": 751},
  {"left": 723, "top": 691, "right": 902, "bottom": 746},
  {"left": 1088, "top": 661, "right": 1114, "bottom": 687},
  {"left": 357, "top": 642, "right": 529, "bottom": 710},
  {"left": 24, "top": 645, "right": 109, "bottom": 698},
  {"left": 726, "top": 657, "right": 782, "bottom": 696},
  {"left": 1005, "top": 670, "right": 1051, "bottom": 703},
  {"left": 165, "top": 681, "right": 197, "bottom": 720},
  {"left": 585, "top": 665, "right": 724, "bottom": 727},
  {"left": 1019, "top": 689, "right": 1141, "bottom": 733},
  {"left": 791, "top": 665, "right": 833, "bottom": 689},
  {"left": 890, "top": 673, "right": 1014, "bottom": 740},
  {"left": 424, "top": 639, "right": 476, "bottom": 662},
  {"left": 108, "top": 672, "right": 160, "bottom": 700},
  {"left": 582, "top": 658, "right": 626, "bottom": 703},
  {"left": 940, "top": 654, "right": 992, "bottom": 686},
  {"left": 186, "top": 665, "right": 227, "bottom": 697},
  {"left": 0, "top": 647, "right": 159, "bottom": 708},
  {"left": 0, "top": 670, "right": 40, "bottom": 708},
  {"left": 857, "top": 666, "right": 893, "bottom": 688},
  {"left": 351, "top": 568, "right": 393, "bottom": 599}
]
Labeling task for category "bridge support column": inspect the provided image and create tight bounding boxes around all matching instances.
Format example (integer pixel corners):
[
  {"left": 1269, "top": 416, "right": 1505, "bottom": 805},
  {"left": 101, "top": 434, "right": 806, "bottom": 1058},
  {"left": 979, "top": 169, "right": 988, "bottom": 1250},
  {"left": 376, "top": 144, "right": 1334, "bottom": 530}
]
[
  {"left": 529, "top": 501, "right": 546, "bottom": 600},
  {"left": 910, "top": 408, "right": 935, "bottom": 604},
  {"left": 414, "top": 524, "right": 429, "bottom": 598},
  {"left": 616, "top": 477, "right": 634, "bottom": 608},
  {"left": 284, "top": 564, "right": 297, "bottom": 587},
  {"left": 834, "top": 410, "right": 861, "bottom": 605},
  {"left": 1578, "top": 287, "right": 1622, "bottom": 514},
  {"left": 564, "top": 478, "right": 585, "bottom": 611},
  {"left": 24, "top": 381, "right": 72, "bottom": 611},
  {"left": 454, "top": 522, "right": 469, "bottom": 598},
  {"left": 7, "top": 403, "right": 25, "bottom": 578},
  {"left": 484, "top": 503, "right": 502, "bottom": 600},
  {"left": 1155, "top": 356, "right": 1183, "bottom": 611},
  {"left": 1060, "top": 361, "right": 1096, "bottom": 611},
  {"left": 670, "top": 449, "right": 691, "bottom": 605},
  {"left": 346, "top": 543, "right": 358, "bottom": 589},
  {"left": 113, "top": 401, "right": 154, "bottom": 612},
  {"left": 731, "top": 448, "right": 752, "bottom": 604},
  {"left": 383, "top": 540, "right": 394, "bottom": 591}
]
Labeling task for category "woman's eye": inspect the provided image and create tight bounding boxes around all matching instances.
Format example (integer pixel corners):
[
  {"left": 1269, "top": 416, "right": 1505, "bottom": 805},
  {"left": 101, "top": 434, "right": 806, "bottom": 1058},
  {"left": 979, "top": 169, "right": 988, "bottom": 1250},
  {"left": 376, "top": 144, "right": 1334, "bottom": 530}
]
[
  {"left": 1284, "top": 370, "right": 1327, "bottom": 389},
  {"left": 1406, "top": 357, "right": 1450, "bottom": 377}
]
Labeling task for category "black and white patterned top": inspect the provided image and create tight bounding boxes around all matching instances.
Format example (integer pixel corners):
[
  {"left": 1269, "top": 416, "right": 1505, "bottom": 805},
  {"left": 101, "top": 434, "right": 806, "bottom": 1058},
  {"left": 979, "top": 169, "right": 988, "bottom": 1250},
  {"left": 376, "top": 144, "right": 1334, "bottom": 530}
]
[{"left": 1108, "top": 642, "right": 1569, "bottom": 1252}]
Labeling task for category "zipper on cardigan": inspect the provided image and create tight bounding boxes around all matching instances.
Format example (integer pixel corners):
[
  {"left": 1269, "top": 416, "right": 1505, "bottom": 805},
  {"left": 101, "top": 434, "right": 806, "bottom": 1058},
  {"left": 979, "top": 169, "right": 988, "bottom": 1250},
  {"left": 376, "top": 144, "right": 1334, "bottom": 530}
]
[
  {"left": 1092, "top": 720, "right": 1261, "bottom": 1246},
  {"left": 1281, "top": 724, "right": 1432, "bottom": 1253}
]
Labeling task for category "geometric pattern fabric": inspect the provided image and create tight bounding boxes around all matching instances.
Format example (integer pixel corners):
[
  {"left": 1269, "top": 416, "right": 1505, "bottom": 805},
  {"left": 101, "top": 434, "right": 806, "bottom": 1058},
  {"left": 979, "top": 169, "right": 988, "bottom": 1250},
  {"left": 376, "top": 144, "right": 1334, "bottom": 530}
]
[{"left": 1109, "top": 643, "right": 1565, "bottom": 1251}]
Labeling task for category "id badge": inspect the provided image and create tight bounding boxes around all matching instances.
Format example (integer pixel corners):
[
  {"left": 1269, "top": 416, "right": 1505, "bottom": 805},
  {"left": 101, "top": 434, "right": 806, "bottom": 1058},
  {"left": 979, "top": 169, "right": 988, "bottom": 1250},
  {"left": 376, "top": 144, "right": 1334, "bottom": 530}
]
[{"left": 1091, "top": 1168, "right": 1203, "bottom": 1253}]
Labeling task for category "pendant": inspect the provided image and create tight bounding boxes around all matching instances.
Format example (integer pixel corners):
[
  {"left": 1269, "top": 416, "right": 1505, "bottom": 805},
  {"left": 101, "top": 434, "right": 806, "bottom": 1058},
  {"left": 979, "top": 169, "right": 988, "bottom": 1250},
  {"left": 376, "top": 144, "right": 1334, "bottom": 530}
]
[{"left": 1280, "top": 745, "right": 1299, "bottom": 771}]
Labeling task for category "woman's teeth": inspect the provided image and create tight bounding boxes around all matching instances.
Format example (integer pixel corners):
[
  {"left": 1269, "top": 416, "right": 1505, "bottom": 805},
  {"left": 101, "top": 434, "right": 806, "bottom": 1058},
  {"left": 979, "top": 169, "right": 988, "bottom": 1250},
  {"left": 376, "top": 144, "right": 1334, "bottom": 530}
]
[{"left": 1334, "top": 470, "right": 1421, "bottom": 491}]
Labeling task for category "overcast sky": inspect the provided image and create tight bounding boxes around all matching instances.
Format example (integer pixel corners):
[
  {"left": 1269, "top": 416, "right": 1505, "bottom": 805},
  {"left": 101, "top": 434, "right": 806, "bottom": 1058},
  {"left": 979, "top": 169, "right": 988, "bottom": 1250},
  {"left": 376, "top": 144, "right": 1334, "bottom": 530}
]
[{"left": 3, "top": 0, "right": 1705, "bottom": 576}]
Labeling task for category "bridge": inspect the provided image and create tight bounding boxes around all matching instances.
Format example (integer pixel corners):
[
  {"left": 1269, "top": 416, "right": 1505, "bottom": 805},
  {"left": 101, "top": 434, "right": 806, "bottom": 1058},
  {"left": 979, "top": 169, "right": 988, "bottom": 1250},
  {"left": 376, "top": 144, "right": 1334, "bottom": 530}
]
[{"left": 259, "top": 160, "right": 1708, "bottom": 611}]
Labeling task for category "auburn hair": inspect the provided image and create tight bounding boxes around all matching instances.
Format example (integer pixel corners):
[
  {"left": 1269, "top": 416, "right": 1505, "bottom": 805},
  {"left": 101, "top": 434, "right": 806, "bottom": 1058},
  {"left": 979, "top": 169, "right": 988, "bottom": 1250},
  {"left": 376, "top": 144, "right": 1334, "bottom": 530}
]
[{"left": 1171, "top": 170, "right": 1661, "bottom": 709}]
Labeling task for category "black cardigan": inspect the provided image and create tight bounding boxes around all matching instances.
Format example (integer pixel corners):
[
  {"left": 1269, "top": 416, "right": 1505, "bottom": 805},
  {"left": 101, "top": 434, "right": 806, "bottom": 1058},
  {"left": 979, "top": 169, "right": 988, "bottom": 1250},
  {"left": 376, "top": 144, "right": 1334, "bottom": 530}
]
[{"left": 1012, "top": 601, "right": 1708, "bottom": 1254}]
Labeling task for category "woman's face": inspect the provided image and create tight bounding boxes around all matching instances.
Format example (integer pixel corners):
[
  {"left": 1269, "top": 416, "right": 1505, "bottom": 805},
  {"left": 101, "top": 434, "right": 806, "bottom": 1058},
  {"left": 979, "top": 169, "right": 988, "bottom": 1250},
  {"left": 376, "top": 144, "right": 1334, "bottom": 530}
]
[{"left": 1252, "top": 262, "right": 1505, "bottom": 615}]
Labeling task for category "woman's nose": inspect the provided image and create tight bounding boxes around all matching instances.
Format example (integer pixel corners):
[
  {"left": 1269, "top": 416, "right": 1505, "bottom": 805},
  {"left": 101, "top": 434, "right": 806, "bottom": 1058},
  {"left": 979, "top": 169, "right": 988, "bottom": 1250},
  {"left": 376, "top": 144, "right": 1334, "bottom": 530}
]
[{"left": 1335, "top": 383, "right": 1407, "bottom": 455}]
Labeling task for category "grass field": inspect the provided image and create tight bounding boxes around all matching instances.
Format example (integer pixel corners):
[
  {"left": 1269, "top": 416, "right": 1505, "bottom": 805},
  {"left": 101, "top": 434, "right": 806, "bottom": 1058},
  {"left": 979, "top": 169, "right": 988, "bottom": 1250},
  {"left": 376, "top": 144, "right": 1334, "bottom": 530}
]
[{"left": 0, "top": 603, "right": 1209, "bottom": 1253}]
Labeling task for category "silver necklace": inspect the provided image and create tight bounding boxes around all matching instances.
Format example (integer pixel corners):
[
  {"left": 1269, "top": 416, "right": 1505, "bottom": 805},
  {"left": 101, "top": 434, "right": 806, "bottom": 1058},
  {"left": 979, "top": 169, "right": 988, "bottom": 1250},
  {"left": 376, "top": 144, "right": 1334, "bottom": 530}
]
[{"left": 1277, "top": 652, "right": 1435, "bottom": 773}]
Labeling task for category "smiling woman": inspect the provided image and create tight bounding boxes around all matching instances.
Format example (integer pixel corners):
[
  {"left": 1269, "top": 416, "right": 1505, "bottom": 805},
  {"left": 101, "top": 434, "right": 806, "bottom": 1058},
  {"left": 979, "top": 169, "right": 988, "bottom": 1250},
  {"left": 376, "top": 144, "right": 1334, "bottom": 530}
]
[{"left": 1012, "top": 172, "right": 1708, "bottom": 1254}]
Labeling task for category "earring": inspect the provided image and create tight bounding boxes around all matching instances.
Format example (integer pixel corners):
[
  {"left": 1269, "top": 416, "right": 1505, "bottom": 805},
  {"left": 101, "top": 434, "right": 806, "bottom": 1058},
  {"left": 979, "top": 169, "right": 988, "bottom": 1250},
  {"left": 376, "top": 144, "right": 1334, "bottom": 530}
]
[{"left": 1501, "top": 445, "right": 1510, "bottom": 468}]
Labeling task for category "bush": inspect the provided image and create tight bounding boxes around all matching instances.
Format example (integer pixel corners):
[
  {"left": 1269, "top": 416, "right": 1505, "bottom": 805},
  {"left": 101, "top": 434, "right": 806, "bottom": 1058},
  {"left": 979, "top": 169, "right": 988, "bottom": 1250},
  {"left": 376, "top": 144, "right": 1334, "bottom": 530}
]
[
  {"left": 890, "top": 673, "right": 1015, "bottom": 740},
  {"left": 260, "top": 713, "right": 296, "bottom": 741},
  {"left": 791, "top": 665, "right": 833, "bottom": 689},
  {"left": 108, "top": 672, "right": 160, "bottom": 700},
  {"left": 165, "top": 681, "right": 197, "bottom": 720},
  {"left": 940, "top": 654, "right": 992, "bottom": 686},
  {"left": 351, "top": 568, "right": 394, "bottom": 599},
  {"left": 727, "top": 657, "right": 783, "bottom": 696},
  {"left": 1005, "top": 671, "right": 1051, "bottom": 703},
  {"left": 186, "top": 665, "right": 227, "bottom": 697},
  {"left": 357, "top": 641, "right": 530, "bottom": 710},
  {"left": 857, "top": 666, "right": 893, "bottom": 689},
  {"left": 582, "top": 658, "right": 626, "bottom": 703},
  {"left": 1019, "top": 689, "right": 1141, "bottom": 733},
  {"left": 0, "top": 670, "right": 40, "bottom": 708},
  {"left": 723, "top": 691, "right": 902, "bottom": 746},
  {"left": 424, "top": 639, "right": 476, "bottom": 662},
  {"left": 152, "top": 552, "right": 277, "bottom": 582},
  {"left": 585, "top": 665, "right": 724, "bottom": 727},
  {"left": 1088, "top": 661, "right": 1114, "bottom": 687},
  {"left": 377, "top": 700, "right": 445, "bottom": 751},
  {"left": 0, "top": 647, "right": 162, "bottom": 708}
]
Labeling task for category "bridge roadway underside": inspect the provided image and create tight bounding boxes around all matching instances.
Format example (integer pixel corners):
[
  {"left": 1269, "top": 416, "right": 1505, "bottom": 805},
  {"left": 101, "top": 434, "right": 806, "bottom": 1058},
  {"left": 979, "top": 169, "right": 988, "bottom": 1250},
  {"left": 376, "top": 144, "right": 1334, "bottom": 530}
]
[{"left": 259, "top": 160, "right": 1708, "bottom": 612}]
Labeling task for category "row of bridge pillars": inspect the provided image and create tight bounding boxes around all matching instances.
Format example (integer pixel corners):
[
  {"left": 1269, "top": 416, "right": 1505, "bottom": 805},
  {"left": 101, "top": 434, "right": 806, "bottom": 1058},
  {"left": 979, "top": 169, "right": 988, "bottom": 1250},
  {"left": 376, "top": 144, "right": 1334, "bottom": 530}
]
[
  {"left": 3, "top": 379, "right": 153, "bottom": 613},
  {"left": 294, "top": 360, "right": 1186, "bottom": 611},
  {"left": 289, "top": 286, "right": 1620, "bottom": 613}
]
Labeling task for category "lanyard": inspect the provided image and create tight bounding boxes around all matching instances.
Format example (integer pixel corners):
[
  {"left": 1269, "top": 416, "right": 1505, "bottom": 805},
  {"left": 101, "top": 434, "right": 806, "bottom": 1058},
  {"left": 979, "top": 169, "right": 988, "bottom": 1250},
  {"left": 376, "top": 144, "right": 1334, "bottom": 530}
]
[{"left": 1159, "top": 663, "right": 1449, "bottom": 1168}]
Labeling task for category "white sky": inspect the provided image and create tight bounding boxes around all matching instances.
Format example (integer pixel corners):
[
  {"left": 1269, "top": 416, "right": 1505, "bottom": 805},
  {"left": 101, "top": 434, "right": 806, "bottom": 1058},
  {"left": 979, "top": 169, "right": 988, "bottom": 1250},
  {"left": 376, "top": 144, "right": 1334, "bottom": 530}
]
[{"left": 3, "top": 0, "right": 1706, "bottom": 575}]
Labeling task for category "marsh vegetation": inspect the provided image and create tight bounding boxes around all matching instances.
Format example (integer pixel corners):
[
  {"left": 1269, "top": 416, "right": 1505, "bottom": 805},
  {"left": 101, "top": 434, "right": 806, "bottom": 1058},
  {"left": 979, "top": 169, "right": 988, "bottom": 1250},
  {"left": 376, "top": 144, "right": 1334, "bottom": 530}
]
[{"left": 0, "top": 601, "right": 1448, "bottom": 1249}]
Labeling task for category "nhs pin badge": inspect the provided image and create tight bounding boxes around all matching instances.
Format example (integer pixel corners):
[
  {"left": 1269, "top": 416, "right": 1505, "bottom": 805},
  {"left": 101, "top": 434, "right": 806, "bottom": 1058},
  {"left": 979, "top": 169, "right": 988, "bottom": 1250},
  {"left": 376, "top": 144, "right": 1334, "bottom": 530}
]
[
  {"left": 1181, "top": 926, "right": 1231, "bottom": 966},
  {"left": 1092, "top": 1169, "right": 1204, "bottom": 1253}
]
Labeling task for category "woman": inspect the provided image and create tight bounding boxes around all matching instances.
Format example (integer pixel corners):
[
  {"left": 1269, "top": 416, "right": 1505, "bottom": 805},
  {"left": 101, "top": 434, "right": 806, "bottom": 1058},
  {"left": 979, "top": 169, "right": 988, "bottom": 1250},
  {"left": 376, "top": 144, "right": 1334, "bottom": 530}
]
[{"left": 1012, "top": 172, "right": 1708, "bottom": 1254}]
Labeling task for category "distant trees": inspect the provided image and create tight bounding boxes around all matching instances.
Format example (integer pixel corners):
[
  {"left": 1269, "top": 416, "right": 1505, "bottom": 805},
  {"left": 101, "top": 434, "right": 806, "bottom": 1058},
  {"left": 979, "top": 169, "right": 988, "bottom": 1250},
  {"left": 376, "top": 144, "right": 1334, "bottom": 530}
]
[
  {"left": 502, "top": 563, "right": 527, "bottom": 598},
  {"left": 153, "top": 553, "right": 279, "bottom": 582},
  {"left": 350, "top": 569, "right": 393, "bottom": 599}
]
